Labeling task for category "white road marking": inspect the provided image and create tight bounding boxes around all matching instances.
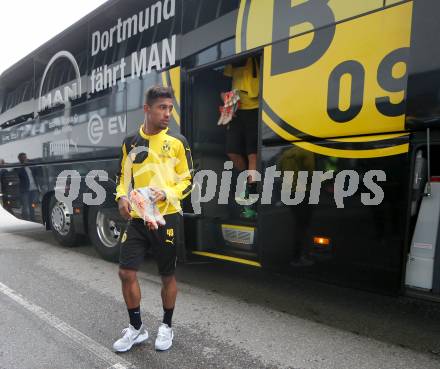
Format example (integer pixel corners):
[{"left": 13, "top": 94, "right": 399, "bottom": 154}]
[
  {"left": 107, "top": 364, "right": 131, "bottom": 369},
  {"left": 0, "top": 282, "right": 134, "bottom": 369},
  {"left": 0, "top": 229, "right": 44, "bottom": 237}
]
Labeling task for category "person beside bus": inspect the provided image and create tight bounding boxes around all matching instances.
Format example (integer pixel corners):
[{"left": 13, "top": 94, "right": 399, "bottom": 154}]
[
  {"left": 222, "top": 56, "right": 260, "bottom": 218},
  {"left": 113, "top": 85, "right": 193, "bottom": 352},
  {"left": 16, "top": 153, "right": 39, "bottom": 221},
  {"left": 0, "top": 159, "right": 6, "bottom": 200},
  {"left": 0, "top": 159, "right": 5, "bottom": 179}
]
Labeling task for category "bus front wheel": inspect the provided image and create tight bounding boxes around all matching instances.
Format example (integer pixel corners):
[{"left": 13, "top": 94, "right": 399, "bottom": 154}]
[
  {"left": 88, "top": 206, "right": 122, "bottom": 262},
  {"left": 48, "top": 197, "right": 80, "bottom": 247}
]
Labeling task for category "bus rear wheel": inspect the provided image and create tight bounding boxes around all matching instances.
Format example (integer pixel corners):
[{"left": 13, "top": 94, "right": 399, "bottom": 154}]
[
  {"left": 49, "top": 197, "right": 80, "bottom": 247},
  {"left": 88, "top": 206, "right": 122, "bottom": 262}
]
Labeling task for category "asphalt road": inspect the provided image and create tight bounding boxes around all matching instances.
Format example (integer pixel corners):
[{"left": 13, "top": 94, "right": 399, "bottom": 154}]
[{"left": 0, "top": 206, "right": 439, "bottom": 369}]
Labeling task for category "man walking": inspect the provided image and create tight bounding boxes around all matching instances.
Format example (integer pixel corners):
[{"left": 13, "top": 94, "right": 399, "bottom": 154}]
[{"left": 113, "top": 85, "right": 193, "bottom": 352}]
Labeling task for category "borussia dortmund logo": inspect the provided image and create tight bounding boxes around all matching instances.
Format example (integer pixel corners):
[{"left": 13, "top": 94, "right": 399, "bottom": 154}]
[
  {"left": 236, "top": 0, "right": 411, "bottom": 158},
  {"left": 161, "top": 140, "right": 171, "bottom": 155}
]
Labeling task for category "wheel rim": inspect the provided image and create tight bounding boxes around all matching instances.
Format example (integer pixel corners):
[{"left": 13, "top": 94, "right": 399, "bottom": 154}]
[
  {"left": 96, "top": 210, "right": 121, "bottom": 248},
  {"left": 51, "top": 201, "right": 71, "bottom": 236}
]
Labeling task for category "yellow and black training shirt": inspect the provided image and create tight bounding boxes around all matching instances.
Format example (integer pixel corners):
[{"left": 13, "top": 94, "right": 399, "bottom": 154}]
[
  {"left": 115, "top": 125, "right": 193, "bottom": 217},
  {"left": 224, "top": 57, "right": 260, "bottom": 110}
]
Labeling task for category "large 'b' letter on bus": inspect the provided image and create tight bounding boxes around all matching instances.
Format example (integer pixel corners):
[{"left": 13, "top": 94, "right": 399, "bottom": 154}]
[{"left": 271, "top": 0, "right": 335, "bottom": 76}]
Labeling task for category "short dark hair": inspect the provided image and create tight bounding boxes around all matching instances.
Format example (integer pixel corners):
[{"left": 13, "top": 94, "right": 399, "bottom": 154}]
[{"left": 144, "top": 85, "right": 173, "bottom": 105}]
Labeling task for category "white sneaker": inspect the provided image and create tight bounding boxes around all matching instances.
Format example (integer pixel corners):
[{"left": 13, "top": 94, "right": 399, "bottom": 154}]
[
  {"left": 235, "top": 180, "right": 248, "bottom": 205},
  {"left": 155, "top": 323, "right": 173, "bottom": 351},
  {"left": 113, "top": 324, "right": 148, "bottom": 352}
]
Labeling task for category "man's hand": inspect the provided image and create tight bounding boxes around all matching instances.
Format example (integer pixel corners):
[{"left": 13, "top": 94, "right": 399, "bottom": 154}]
[
  {"left": 145, "top": 221, "right": 157, "bottom": 231},
  {"left": 118, "top": 196, "right": 131, "bottom": 220},
  {"left": 149, "top": 187, "right": 166, "bottom": 203}
]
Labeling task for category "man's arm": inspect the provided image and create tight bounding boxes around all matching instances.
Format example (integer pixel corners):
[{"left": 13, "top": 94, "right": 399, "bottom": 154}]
[
  {"left": 163, "top": 137, "right": 193, "bottom": 204},
  {"left": 115, "top": 141, "right": 131, "bottom": 219},
  {"left": 115, "top": 141, "right": 128, "bottom": 201}
]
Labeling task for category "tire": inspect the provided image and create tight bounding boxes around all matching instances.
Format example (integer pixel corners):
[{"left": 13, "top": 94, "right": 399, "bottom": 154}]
[
  {"left": 48, "top": 196, "right": 81, "bottom": 247},
  {"left": 88, "top": 206, "right": 124, "bottom": 262}
]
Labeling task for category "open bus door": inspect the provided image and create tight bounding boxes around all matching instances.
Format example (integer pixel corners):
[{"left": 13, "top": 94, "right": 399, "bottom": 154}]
[
  {"left": 404, "top": 118, "right": 440, "bottom": 300},
  {"left": 400, "top": 0, "right": 440, "bottom": 301},
  {"left": 183, "top": 54, "right": 263, "bottom": 268}
]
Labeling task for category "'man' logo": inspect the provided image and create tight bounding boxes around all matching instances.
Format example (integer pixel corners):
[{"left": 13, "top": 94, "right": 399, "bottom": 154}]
[{"left": 38, "top": 51, "right": 82, "bottom": 112}]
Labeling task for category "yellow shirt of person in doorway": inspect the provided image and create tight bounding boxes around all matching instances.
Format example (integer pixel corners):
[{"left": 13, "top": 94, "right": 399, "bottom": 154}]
[{"left": 223, "top": 57, "right": 260, "bottom": 110}]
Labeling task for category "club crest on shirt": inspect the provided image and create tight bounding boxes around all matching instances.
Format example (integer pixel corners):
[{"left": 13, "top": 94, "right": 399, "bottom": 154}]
[{"left": 160, "top": 140, "right": 171, "bottom": 158}]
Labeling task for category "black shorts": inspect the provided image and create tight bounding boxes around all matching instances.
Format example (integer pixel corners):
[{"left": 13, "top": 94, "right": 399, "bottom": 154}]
[
  {"left": 119, "top": 213, "right": 182, "bottom": 276},
  {"left": 225, "top": 108, "right": 258, "bottom": 155}
]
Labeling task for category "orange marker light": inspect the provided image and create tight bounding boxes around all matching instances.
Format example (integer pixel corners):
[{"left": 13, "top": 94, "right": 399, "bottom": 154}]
[
  {"left": 74, "top": 208, "right": 81, "bottom": 214},
  {"left": 313, "top": 237, "right": 330, "bottom": 246}
]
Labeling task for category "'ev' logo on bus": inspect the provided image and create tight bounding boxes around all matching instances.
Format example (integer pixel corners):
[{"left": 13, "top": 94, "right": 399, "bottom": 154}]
[
  {"left": 87, "top": 113, "right": 127, "bottom": 144},
  {"left": 38, "top": 51, "right": 82, "bottom": 112},
  {"left": 88, "top": 114, "right": 104, "bottom": 144}
]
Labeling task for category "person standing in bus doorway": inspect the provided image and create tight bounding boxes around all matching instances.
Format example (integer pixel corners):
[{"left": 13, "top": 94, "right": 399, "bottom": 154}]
[
  {"left": 222, "top": 56, "right": 260, "bottom": 218},
  {"left": 16, "top": 153, "right": 39, "bottom": 221},
  {"left": 113, "top": 86, "right": 193, "bottom": 352}
]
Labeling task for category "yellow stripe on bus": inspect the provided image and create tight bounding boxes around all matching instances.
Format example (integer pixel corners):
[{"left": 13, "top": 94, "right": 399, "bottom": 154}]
[
  {"left": 235, "top": 0, "right": 246, "bottom": 53},
  {"left": 262, "top": 110, "right": 409, "bottom": 159},
  {"left": 221, "top": 224, "right": 255, "bottom": 232},
  {"left": 161, "top": 71, "right": 181, "bottom": 126},
  {"left": 192, "top": 251, "right": 262, "bottom": 267}
]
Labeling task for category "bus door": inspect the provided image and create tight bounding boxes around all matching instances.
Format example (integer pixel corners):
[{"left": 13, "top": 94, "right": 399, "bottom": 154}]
[
  {"left": 404, "top": 134, "right": 440, "bottom": 299},
  {"left": 401, "top": 0, "right": 440, "bottom": 300},
  {"left": 183, "top": 55, "right": 262, "bottom": 267}
]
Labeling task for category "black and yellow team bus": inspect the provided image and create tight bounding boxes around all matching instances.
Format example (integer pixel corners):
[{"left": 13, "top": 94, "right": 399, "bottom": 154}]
[{"left": 1, "top": 0, "right": 440, "bottom": 300}]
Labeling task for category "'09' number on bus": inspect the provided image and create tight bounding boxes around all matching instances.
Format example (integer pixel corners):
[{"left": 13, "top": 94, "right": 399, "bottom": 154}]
[
  {"left": 270, "top": 0, "right": 410, "bottom": 125},
  {"left": 327, "top": 48, "right": 409, "bottom": 123}
]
